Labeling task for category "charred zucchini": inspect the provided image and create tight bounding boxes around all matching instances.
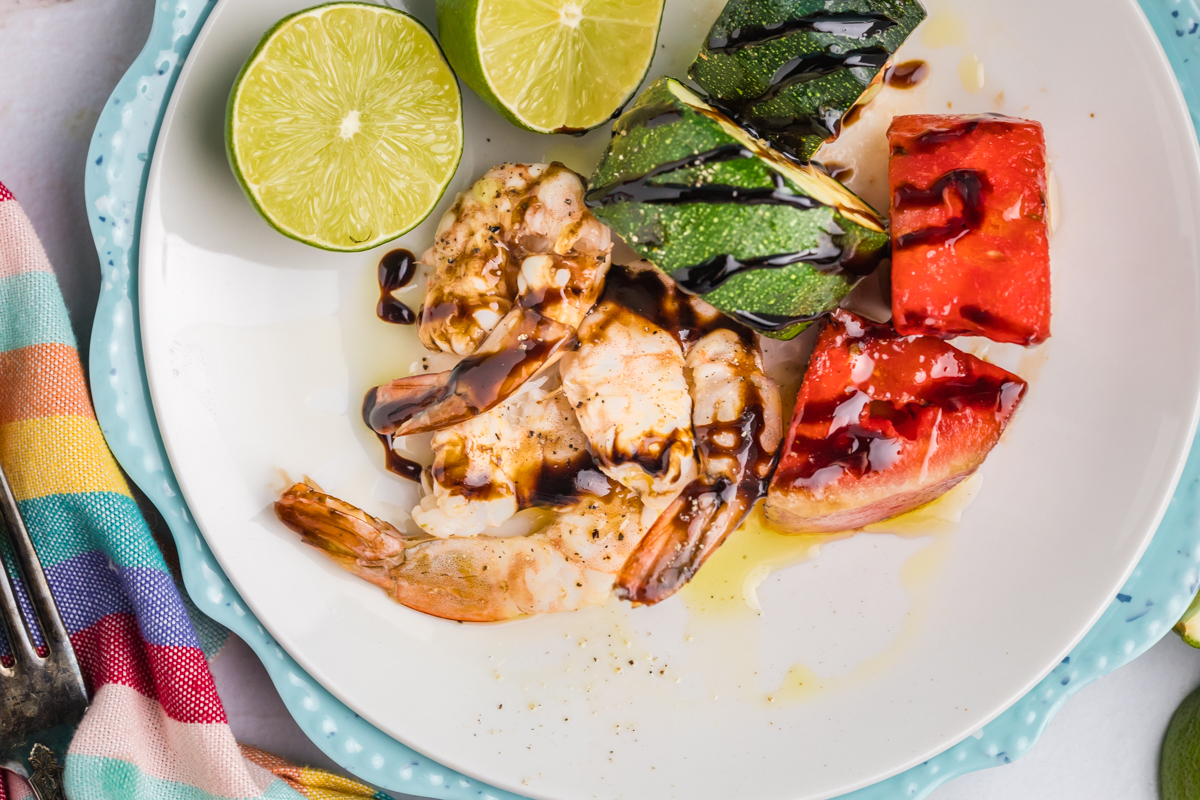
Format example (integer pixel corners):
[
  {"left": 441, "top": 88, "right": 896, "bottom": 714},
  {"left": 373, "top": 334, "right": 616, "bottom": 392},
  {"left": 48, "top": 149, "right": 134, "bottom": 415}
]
[
  {"left": 690, "top": 0, "right": 926, "bottom": 160},
  {"left": 587, "top": 77, "right": 888, "bottom": 339}
]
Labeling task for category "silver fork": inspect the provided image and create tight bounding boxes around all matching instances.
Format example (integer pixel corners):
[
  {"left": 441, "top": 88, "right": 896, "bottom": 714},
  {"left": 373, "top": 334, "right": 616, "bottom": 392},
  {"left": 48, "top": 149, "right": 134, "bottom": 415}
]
[{"left": 0, "top": 460, "right": 88, "bottom": 800}]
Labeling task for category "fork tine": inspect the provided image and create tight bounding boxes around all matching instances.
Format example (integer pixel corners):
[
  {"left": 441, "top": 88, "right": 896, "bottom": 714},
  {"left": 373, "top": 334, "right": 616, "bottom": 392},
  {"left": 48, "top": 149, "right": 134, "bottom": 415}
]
[
  {"left": 0, "top": 561, "right": 35, "bottom": 669},
  {"left": 0, "top": 464, "right": 37, "bottom": 669},
  {"left": 0, "top": 461, "right": 72, "bottom": 661}
]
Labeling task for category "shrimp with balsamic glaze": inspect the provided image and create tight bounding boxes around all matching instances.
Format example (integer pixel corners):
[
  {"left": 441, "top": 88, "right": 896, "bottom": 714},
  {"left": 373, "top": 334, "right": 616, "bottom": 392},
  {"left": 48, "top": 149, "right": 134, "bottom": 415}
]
[
  {"left": 278, "top": 377, "right": 646, "bottom": 621},
  {"left": 276, "top": 477, "right": 645, "bottom": 622},
  {"left": 561, "top": 297, "right": 698, "bottom": 526},
  {"left": 277, "top": 264, "right": 780, "bottom": 619},
  {"left": 617, "top": 324, "right": 783, "bottom": 604},
  {"left": 410, "top": 378, "right": 609, "bottom": 539},
  {"left": 365, "top": 163, "right": 612, "bottom": 437},
  {"left": 564, "top": 262, "right": 784, "bottom": 605}
]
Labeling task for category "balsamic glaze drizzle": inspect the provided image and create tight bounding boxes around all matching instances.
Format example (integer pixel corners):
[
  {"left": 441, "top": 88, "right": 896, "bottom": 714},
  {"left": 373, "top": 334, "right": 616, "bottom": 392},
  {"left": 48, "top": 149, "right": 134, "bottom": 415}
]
[
  {"left": 778, "top": 314, "right": 1026, "bottom": 487},
  {"left": 731, "top": 308, "right": 829, "bottom": 332},
  {"left": 376, "top": 249, "right": 418, "bottom": 325},
  {"left": 884, "top": 59, "right": 929, "bottom": 89},
  {"left": 585, "top": 143, "right": 822, "bottom": 215},
  {"left": 598, "top": 264, "right": 751, "bottom": 350},
  {"left": 523, "top": 462, "right": 612, "bottom": 508},
  {"left": 893, "top": 169, "right": 990, "bottom": 250},
  {"left": 757, "top": 47, "right": 891, "bottom": 107},
  {"left": 613, "top": 102, "right": 684, "bottom": 135},
  {"left": 599, "top": 177, "right": 823, "bottom": 212},
  {"left": 707, "top": 11, "right": 898, "bottom": 54},
  {"left": 735, "top": 109, "right": 843, "bottom": 142},
  {"left": 703, "top": 45, "right": 889, "bottom": 147},
  {"left": 895, "top": 114, "right": 1014, "bottom": 155},
  {"left": 585, "top": 143, "right": 755, "bottom": 206},
  {"left": 433, "top": 440, "right": 612, "bottom": 509},
  {"left": 375, "top": 432, "right": 423, "bottom": 482},
  {"left": 588, "top": 142, "right": 881, "bottom": 322},
  {"left": 363, "top": 310, "right": 573, "bottom": 437},
  {"left": 673, "top": 248, "right": 835, "bottom": 295}
]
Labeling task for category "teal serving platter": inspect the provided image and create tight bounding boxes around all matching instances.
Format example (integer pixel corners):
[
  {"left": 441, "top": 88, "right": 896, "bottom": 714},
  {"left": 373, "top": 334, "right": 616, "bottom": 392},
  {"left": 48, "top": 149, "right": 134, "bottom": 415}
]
[{"left": 85, "top": 1, "right": 1200, "bottom": 798}]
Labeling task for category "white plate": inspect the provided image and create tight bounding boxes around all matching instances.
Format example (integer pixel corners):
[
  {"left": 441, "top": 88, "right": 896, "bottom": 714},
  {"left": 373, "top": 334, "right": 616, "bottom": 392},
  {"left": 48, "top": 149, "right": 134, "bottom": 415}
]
[{"left": 138, "top": 1, "right": 1200, "bottom": 798}]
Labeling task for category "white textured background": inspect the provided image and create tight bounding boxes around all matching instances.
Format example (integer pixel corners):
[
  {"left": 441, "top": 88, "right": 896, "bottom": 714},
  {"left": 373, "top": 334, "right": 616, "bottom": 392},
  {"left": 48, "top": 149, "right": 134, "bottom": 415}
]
[{"left": 2, "top": 0, "right": 1199, "bottom": 798}]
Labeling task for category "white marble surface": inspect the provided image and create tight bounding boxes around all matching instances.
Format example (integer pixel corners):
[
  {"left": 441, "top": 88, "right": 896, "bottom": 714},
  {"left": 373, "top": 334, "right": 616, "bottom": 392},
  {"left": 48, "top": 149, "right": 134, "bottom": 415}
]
[{"left": 2, "top": 0, "right": 1199, "bottom": 798}]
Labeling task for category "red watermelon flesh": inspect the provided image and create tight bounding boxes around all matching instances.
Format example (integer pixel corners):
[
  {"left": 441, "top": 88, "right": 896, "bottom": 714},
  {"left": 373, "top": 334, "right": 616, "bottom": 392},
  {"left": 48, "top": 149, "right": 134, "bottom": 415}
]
[
  {"left": 765, "top": 310, "right": 1027, "bottom": 533},
  {"left": 888, "top": 113, "right": 1051, "bottom": 346}
]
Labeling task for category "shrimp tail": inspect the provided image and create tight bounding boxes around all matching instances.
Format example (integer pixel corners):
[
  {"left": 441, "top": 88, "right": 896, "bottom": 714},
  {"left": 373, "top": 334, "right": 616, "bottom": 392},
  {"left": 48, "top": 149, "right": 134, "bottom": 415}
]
[
  {"left": 274, "top": 482, "right": 509, "bottom": 620},
  {"left": 365, "top": 309, "right": 577, "bottom": 437},
  {"left": 616, "top": 327, "right": 785, "bottom": 605},
  {"left": 275, "top": 481, "right": 644, "bottom": 622},
  {"left": 615, "top": 478, "right": 756, "bottom": 605},
  {"left": 362, "top": 373, "right": 448, "bottom": 437},
  {"left": 275, "top": 483, "right": 408, "bottom": 592}
]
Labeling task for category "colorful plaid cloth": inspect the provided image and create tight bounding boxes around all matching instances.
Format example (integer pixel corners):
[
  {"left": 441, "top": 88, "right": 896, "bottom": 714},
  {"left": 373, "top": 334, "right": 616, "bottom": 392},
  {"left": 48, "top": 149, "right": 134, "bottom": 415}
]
[{"left": 0, "top": 181, "right": 390, "bottom": 800}]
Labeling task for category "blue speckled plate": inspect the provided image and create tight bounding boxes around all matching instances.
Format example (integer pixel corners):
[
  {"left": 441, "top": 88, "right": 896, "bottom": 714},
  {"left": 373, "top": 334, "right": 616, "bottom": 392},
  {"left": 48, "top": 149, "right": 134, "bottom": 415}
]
[{"left": 85, "top": 1, "right": 1200, "bottom": 798}]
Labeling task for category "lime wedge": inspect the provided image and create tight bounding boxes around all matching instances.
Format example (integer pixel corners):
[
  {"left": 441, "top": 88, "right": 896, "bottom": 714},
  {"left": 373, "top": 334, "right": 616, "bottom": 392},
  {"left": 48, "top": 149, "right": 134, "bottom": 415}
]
[
  {"left": 1177, "top": 591, "right": 1200, "bottom": 647},
  {"left": 227, "top": 3, "right": 462, "bottom": 251},
  {"left": 437, "top": 0, "right": 665, "bottom": 134}
]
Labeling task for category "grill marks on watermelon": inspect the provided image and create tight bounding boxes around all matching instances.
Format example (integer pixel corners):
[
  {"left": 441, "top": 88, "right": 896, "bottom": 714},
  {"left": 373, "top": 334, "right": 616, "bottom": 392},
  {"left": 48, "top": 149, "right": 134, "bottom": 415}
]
[
  {"left": 765, "top": 310, "right": 1027, "bottom": 533},
  {"left": 893, "top": 169, "right": 990, "bottom": 250},
  {"left": 888, "top": 113, "right": 1052, "bottom": 345},
  {"left": 784, "top": 373, "right": 1022, "bottom": 487}
]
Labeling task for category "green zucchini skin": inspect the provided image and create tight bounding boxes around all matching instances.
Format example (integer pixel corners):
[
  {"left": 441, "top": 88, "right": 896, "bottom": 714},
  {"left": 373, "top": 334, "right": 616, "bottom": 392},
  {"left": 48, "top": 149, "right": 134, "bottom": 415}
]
[
  {"left": 690, "top": 0, "right": 926, "bottom": 161},
  {"left": 587, "top": 78, "right": 888, "bottom": 340}
]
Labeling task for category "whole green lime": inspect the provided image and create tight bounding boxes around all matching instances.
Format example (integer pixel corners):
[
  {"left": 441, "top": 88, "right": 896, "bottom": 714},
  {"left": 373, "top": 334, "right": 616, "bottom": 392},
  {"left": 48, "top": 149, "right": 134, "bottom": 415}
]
[{"left": 1162, "top": 684, "right": 1200, "bottom": 799}]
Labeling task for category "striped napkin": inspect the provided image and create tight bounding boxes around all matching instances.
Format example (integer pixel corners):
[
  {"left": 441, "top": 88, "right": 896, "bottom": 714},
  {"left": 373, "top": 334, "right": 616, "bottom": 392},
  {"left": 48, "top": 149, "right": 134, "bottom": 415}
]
[{"left": 0, "top": 180, "right": 391, "bottom": 800}]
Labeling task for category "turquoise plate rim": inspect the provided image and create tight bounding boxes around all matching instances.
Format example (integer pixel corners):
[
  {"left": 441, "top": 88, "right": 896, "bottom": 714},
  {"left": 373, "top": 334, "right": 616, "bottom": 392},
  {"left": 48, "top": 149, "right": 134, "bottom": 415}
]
[{"left": 83, "top": 1, "right": 1200, "bottom": 797}]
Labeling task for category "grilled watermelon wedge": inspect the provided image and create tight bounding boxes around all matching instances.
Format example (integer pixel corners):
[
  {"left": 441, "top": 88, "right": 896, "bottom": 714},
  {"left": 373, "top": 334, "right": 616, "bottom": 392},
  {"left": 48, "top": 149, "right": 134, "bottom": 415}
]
[
  {"left": 586, "top": 77, "right": 888, "bottom": 340},
  {"left": 690, "top": 0, "right": 927, "bottom": 161},
  {"left": 889, "top": 114, "right": 1052, "bottom": 345},
  {"left": 765, "top": 310, "right": 1026, "bottom": 533}
]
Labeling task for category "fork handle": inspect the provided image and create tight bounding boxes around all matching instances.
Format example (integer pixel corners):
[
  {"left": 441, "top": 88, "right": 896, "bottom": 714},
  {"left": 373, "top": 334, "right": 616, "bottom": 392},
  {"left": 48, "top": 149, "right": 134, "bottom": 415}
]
[
  {"left": 1, "top": 724, "right": 72, "bottom": 800},
  {"left": 27, "top": 740, "right": 67, "bottom": 800}
]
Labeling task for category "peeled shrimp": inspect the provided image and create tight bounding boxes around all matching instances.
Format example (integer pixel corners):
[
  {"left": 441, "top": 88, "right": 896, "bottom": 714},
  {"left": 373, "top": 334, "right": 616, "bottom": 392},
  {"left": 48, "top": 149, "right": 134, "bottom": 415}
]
[
  {"left": 555, "top": 262, "right": 783, "bottom": 604},
  {"left": 420, "top": 163, "right": 609, "bottom": 356},
  {"left": 276, "top": 482, "right": 645, "bottom": 622},
  {"left": 617, "top": 327, "right": 783, "bottom": 604},
  {"left": 411, "top": 379, "right": 603, "bottom": 538},
  {"left": 366, "top": 163, "right": 613, "bottom": 437},
  {"left": 561, "top": 298, "right": 698, "bottom": 523}
]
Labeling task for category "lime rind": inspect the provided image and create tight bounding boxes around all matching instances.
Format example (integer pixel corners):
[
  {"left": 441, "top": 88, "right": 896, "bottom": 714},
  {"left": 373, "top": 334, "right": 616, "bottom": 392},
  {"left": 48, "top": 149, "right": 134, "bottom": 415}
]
[
  {"left": 226, "top": 2, "right": 463, "bottom": 252},
  {"left": 1162, "top": 684, "right": 1200, "bottom": 800},
  {"left": 437, "top": 0, "right": 665, "bottom": 135},
  {"left": 1176, "top": 590, "right": 1200, "bottom": 647}
]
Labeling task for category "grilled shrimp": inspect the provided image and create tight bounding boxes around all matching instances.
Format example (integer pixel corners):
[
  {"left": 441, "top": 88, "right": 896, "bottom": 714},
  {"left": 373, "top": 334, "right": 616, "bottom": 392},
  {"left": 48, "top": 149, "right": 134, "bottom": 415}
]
[
  {"left": 420, "top": 163, "right": 610, "bottom": 356},
  {"left": 365, "top": 163, "right": 613, "bottom": 437},
  {"left": 562, "top": 263, "right": 784, "bottom": 605},
  {"left": 411, "top": 379, "right": 606, "bottom": 538},
  {"left": 617, "top": 327, "right": 783, "bottom": 604},
  {"left": 561, "top": 298, "right": 698, "bottom": 524},
  {"left": 276, "top": 481, "right": 645, "bottom": 622}
]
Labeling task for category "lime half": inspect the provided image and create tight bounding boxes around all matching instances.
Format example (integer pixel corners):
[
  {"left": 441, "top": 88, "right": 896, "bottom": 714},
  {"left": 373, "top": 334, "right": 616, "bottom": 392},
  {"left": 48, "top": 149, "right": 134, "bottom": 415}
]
[
  {"left": 437, "top": 0, "right": 665, "bottom": 134},
  {"left": 227, "top": 3, "right": 462, "bottom": 251}
]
